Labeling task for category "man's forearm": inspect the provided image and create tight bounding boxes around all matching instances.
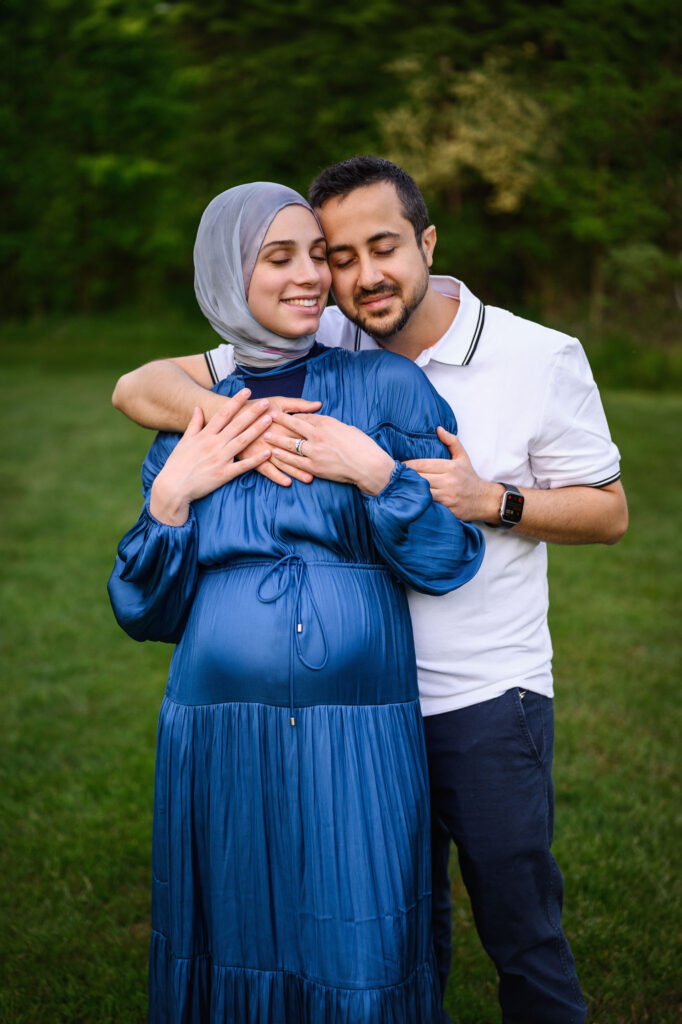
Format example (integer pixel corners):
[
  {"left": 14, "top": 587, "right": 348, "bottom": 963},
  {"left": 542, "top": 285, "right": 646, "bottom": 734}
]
[
  {"left": 408, "top": 431, "right": 628, "bottom": 546},
  {"left": 112, "top": 361, "right": 226, "bottom": 431},
  {"left": 478, "top": 479, "right": 628, "bottom": 545}
]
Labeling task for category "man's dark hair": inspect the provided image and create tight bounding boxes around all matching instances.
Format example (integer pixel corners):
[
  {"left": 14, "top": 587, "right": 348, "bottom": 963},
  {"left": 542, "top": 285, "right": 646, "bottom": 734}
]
[{"left": 308, "top": 156, "right": 430, "bottom": 242}]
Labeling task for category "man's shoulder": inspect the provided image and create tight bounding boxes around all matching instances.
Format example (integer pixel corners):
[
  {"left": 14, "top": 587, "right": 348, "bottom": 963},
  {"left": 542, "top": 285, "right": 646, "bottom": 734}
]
[{"left": 485, "top": 304, "right": 578, "bottom": 360}]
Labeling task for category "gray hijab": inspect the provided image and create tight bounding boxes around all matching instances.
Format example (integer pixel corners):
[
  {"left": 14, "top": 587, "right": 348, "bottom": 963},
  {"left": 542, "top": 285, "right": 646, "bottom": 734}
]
[{"left": 194, "top": 182, "right": 322, "bottom": 369}]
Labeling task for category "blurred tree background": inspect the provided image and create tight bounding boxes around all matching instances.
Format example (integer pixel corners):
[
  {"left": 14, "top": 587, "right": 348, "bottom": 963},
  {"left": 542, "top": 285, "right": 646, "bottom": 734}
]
[
  {"left": 2, "top": 6, "right": 682, "bottom": 1022},
  {"left": 3, "top": 0, "right": 681, "bottom": 382}
]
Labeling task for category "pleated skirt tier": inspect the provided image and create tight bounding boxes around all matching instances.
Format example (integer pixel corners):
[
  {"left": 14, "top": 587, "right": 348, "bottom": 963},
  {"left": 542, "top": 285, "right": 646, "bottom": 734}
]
[{"left": 149, "top": 698, "right": 440, "bottom": 1023}]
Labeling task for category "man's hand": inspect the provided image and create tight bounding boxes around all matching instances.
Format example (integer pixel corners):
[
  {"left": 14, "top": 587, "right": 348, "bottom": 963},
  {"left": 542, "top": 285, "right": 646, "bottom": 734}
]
[
  {"left": 149, "top": 390, "right": 273, "bottom": 525},
  {"left": 240, "top": 397, "right": 323, "bottom": 487},
  {"left": 264, "top": 412, "right": 395, "bottom": 496},
  {"left": 405, "top": 426, "right": 501, "bottom": 522}
]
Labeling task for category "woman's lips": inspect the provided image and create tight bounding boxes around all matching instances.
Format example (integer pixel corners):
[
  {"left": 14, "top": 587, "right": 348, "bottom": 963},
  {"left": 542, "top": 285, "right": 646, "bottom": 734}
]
[
  {"left": 281, "top": 297, "right": 321, "bottom": 313},
  {"left": 282, "top": 296, "right": 319, "bottom": 305}
]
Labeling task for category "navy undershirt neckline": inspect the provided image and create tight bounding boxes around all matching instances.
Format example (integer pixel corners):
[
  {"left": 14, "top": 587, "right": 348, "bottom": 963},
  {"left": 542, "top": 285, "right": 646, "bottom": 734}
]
[{"left": 235, "top": 343, "right": 326, "bottom": 400}]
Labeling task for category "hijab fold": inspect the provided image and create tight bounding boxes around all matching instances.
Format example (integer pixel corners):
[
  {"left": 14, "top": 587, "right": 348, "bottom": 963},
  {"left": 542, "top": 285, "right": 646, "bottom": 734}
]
[{"left": 194, "top": 182, "right": 322, "bottom": 369}]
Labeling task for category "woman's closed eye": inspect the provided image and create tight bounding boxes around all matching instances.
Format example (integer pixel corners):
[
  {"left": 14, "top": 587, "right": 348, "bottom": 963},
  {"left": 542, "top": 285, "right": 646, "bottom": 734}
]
[{"left": 269, "top": 249, "right": 326, "bottom": 266}]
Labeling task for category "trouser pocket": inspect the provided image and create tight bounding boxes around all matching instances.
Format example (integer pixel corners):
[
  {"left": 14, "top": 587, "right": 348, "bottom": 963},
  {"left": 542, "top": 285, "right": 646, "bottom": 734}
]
[{"left": 514, "top": 687, "right": 548, "bottom": 763}]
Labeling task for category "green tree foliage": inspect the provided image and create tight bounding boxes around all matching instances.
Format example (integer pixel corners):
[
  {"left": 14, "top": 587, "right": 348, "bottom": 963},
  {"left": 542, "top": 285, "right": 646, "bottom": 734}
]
[
  {"left": 2, "top": 0, "right": 190, "bottom": 313},
  {"left": 377, "top": 0, "right": 682, "bottom": 326},
  {"left": 2, "top": 0, "right": 681, "bottom": 343},
  {"left": 380, "top": 54, "right": 551, "bottom": 214}
]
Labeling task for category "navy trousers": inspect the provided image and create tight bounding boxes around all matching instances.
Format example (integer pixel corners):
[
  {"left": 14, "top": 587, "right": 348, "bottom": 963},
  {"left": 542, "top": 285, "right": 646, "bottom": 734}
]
[{"left": 423, "top": 688, "right": 587, "bottom": 1024}]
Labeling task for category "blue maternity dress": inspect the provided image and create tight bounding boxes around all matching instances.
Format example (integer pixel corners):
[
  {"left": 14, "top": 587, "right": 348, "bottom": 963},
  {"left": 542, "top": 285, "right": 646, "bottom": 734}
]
[{"left": 108, "top": 345, "right": 484, "bottom": 1023}]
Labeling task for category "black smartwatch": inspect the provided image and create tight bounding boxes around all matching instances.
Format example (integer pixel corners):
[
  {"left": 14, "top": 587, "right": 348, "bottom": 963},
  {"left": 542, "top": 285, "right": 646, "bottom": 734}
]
[{"left": 496, "top": 483, "right": 524, "bottom": 529}]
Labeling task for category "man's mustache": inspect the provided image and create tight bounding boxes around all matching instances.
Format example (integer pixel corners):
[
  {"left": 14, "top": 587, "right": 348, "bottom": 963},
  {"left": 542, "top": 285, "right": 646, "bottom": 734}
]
[{"left": 354, "top": 284, "right": 401, "bottom": 303}]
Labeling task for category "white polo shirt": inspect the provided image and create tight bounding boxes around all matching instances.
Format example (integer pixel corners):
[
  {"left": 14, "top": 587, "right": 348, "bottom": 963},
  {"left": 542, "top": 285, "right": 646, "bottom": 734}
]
[{"left": 205, "top": 276, "right": 621, "bottom": 715}]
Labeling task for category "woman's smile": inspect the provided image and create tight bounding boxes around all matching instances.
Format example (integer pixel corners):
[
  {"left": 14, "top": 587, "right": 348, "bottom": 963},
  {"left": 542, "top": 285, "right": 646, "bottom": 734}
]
[{"left": 281, "top": 296, "right": 321, "bottom": 308}]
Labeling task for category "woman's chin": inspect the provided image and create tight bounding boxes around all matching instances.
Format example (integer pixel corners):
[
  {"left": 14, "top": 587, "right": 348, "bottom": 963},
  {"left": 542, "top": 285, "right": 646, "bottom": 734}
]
[{"left": 275, "top": 317, "right": 321, "bottom": 339}]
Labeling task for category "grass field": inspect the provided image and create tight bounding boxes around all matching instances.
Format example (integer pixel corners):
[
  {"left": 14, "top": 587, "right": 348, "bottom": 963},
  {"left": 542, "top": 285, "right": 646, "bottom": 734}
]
[{"left": 0, "top": 315, "right": 680, "bottom": 1022}]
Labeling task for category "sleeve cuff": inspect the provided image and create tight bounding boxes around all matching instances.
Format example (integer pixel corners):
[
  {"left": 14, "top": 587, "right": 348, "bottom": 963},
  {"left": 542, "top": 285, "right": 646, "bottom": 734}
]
[
  {"left": 143, "top": 501, "right": 196, "bottom": 530},
  {"left": 361, "top": 460, "right": 406, "bottom": 501},
  {"left": 361, "top": 460, "right": 432, "bottom": 515}
]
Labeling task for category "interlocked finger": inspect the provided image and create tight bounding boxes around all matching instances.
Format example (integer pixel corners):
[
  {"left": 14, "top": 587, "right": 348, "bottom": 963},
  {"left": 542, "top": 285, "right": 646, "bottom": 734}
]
[
  {"left": 269, "top": 454, "right": 314, "bottom": 483},
  {"left": 271, "top": 410, "right": 317, "bottom": 440},
  {"left": 202, "top": 388, "right": 253, "bottom": 434},
  {"left": 225, "top": 413, "right": 274, "bottom": 460},
  {"left": 215, "top": 400, "right": 271, "bottom": 447},
  {"left": 265, "top": 428, "right": 308, "bottom": 453}
]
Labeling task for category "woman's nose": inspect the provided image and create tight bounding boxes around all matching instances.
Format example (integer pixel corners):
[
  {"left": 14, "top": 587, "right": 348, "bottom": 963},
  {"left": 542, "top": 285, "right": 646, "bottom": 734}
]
[{"left": 294, "top": 255, "right": 321, "bottom": 284}]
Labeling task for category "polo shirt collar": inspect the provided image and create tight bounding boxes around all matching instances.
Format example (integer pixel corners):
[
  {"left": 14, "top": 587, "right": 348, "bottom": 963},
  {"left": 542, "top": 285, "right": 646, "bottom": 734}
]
[{"left": 415, "top": 276, "right": 485, "bottom": 368}]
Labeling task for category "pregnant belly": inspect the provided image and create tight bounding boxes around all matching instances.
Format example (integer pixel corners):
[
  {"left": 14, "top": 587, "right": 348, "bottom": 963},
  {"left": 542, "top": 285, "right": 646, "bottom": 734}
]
[{"left": 166, "top": 560, "right": 417, "bottom": 707}]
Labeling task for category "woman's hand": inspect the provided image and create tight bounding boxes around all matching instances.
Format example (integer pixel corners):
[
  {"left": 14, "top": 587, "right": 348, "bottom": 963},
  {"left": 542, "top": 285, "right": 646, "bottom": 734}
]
[
  {"left": 239, "top": 396, "right": 323, "bottom": 487},
  {"left": 150, "top": 389, "right": 273, "bottom": 525},
  {"left": 265, "top": 412, "right": 395, "bottom": 496}
]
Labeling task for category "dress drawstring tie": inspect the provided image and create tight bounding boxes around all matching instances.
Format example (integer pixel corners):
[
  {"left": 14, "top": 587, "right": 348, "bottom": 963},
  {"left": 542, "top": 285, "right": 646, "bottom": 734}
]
[
  {"left": 238, "top": 472, "right": 258, "bottom": 490},
  {"left": 256, "top": 553, "right": 329, "bottom": 725}
]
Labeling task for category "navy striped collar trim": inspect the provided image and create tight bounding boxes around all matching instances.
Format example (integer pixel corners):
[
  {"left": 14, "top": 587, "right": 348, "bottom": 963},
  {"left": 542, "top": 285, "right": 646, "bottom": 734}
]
[
  {"left": 462, "top": 301, "right": 486, "bottom": 366},
  {"left": 204, "top": 349, "right": 220, "bottom": 385},
  {"left": 352, "top": 292, "right": 486, "bottom": 366}
]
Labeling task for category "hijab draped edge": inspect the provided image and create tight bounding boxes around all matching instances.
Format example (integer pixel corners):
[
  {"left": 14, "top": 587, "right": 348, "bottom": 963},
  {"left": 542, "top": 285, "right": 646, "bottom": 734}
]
[{"left": 193, "top": 182, "right": 323, "bottom": 369}]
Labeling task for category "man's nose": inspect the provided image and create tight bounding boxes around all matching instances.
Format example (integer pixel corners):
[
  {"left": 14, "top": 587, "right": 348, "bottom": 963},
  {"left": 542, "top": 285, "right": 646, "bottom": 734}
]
[{"left": 356, "top": 257, "right": 384, "bottom": 291}]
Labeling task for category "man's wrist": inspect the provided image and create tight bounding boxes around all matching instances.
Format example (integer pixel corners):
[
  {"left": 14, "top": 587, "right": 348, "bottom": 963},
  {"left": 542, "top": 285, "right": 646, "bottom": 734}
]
[
  {"left": 203, "top": 392, "right": 234, "bottom": 422},
  {"left": 480, "top": 481, "right": 506, "bottom": 524}
]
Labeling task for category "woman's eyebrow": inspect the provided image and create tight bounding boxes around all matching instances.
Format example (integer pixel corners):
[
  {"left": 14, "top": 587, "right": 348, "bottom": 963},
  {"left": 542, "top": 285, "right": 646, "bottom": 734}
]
[{"left": 260, "top": 236, "right": 326, "bottom": 251}]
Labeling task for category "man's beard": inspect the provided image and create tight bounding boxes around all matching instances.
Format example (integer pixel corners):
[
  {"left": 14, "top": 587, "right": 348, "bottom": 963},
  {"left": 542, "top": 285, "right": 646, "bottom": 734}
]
[{"left": 340, "top": 262, "right": 430, "bottom": 341}]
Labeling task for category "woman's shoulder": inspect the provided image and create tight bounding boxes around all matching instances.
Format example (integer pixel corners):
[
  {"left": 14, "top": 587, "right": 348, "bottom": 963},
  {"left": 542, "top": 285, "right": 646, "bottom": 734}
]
[
  {"left": 322, "top": 344, "right": 426, "bottom": 382},
  {"left": 213, "top": 374, "right": 245, "bottom": 397},
  {"left": 140, "top": 429, "right": 182, "bottom": 494},
  {"left": 322, "top": 346, "right": 456, "bottom": 434}
]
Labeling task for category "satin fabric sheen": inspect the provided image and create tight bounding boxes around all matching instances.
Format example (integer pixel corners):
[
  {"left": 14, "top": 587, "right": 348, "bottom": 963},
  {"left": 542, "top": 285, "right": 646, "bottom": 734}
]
[{"left": 108, "top": 345, "right": 484, "bottom": 1022}]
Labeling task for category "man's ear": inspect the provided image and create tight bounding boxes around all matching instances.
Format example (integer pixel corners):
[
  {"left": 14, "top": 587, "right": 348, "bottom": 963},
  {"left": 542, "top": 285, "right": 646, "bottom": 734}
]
[{"left": 421, "top": 225, "right": 437, "bottom": 267}]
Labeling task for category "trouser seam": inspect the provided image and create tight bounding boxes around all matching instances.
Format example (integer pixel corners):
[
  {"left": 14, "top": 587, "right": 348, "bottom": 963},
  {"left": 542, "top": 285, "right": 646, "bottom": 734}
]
[{"left": 535, "top": 719, "right": 586, "bottom": 1010}]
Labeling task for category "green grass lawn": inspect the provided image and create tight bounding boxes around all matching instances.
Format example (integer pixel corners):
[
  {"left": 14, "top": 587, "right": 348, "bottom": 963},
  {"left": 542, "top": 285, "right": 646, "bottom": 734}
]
[{"left": 0, "top": 315, "right": 680, "bottom": 1022}]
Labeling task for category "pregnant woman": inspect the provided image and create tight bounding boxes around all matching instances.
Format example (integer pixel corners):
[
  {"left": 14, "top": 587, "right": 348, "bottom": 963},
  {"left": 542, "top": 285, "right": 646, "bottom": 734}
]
[{"left": 108, "top": 182, "right": 484, "bottom": 1023}]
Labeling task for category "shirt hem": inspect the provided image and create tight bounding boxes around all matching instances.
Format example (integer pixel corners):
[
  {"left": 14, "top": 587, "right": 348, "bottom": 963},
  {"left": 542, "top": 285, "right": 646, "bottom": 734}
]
[{"left": 419, "top": 675, "right": 554, "bottom": 716}]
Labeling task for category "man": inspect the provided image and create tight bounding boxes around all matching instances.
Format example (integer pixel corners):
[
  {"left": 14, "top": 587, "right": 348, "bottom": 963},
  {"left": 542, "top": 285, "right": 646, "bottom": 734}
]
[{"left": 113, "top": 157, "right": 628, "bottom": 1024}]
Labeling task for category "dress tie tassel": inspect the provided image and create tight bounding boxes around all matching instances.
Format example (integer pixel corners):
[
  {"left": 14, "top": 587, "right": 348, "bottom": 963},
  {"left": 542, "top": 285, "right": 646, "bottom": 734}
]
[{"left": 257, "top": 552, "right": 329, "bottom": 725}]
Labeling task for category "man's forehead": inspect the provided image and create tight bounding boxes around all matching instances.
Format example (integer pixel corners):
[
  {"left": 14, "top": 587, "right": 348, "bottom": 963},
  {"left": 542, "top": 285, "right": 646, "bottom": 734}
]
[{"left": 316, "top": 182, "right": 411, "bottom": 248}]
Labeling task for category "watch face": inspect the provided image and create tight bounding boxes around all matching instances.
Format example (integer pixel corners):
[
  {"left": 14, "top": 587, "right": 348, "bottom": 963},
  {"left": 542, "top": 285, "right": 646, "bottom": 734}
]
[{"left": 501, "top": 491, "right": 524, "bottom": 524}]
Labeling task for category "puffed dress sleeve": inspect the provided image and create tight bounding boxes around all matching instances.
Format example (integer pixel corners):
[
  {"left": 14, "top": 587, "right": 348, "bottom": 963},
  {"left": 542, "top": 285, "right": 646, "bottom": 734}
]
[
  {"left": 360, "top": 352, "right": 485, "bottom": 595},
  {"left": 107, "top": 432, "right": 199, "bottom": 644}
]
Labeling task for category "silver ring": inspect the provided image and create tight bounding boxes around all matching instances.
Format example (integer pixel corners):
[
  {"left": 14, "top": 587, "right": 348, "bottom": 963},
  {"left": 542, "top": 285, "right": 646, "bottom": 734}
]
[{"left": 295, "top": 438, "right": 305, "bottom": 456}]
